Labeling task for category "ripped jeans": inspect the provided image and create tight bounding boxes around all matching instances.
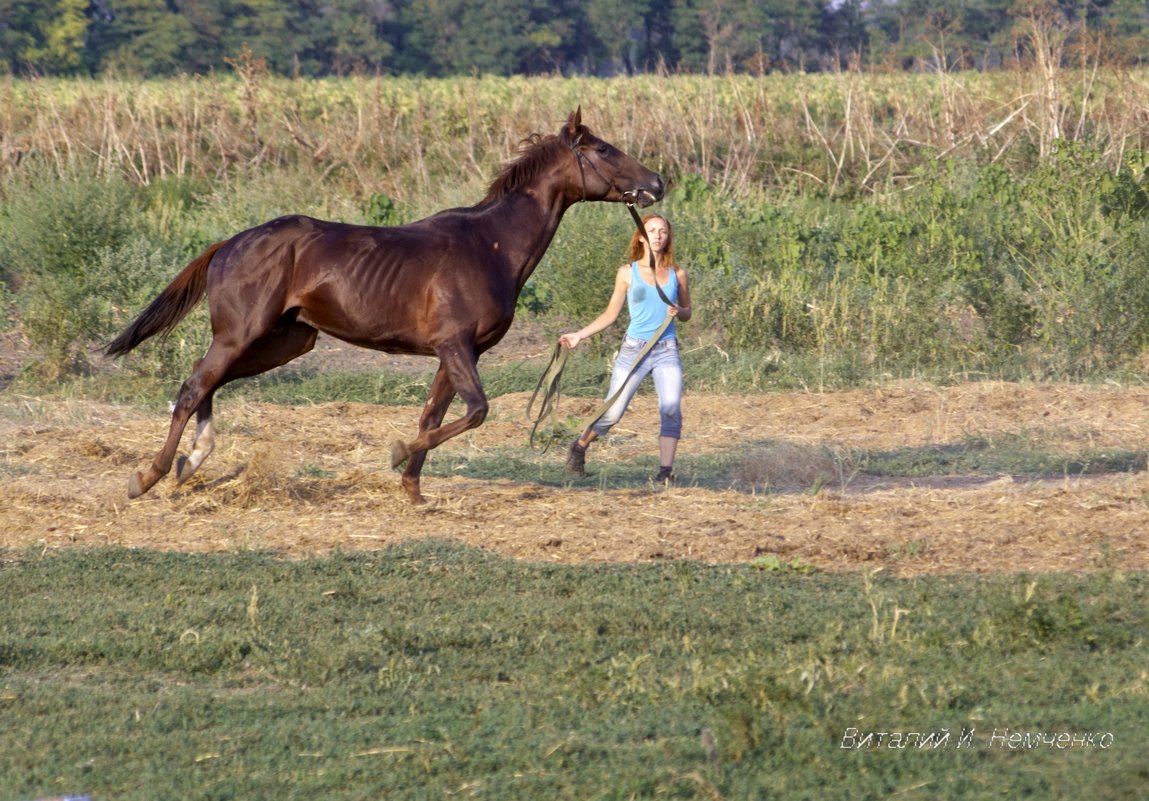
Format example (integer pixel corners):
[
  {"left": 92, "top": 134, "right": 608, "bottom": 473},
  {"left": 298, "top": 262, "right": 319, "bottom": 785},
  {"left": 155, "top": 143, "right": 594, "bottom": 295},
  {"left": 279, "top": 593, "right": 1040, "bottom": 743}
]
[{"left": 589, "top": 336, "right": 683, "bottom": 440}]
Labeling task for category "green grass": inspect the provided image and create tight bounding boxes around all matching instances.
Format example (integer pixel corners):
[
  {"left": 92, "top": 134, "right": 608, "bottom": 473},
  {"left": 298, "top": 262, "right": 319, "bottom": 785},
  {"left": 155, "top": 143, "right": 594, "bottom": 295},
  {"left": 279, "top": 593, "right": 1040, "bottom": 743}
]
[
  {"left": 1, "top": 544, "right": 1146, "bottom": 800},
  {"left": 222, "top": 345, "right": 797, "bottom": 407}
]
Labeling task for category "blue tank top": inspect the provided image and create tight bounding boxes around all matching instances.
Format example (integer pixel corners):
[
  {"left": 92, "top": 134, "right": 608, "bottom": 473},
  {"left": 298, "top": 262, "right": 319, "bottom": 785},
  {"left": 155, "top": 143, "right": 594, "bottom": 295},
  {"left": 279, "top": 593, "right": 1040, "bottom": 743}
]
[{"left": 626, "top": 260, "right": 678, "bottom": 341}]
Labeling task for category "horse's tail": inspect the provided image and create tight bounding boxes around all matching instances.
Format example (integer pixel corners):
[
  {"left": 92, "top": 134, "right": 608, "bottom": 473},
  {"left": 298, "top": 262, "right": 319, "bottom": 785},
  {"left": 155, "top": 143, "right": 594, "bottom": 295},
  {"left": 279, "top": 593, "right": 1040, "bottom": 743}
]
[{"left": 106, "top": 239, "right": 229, "bottom": 358}]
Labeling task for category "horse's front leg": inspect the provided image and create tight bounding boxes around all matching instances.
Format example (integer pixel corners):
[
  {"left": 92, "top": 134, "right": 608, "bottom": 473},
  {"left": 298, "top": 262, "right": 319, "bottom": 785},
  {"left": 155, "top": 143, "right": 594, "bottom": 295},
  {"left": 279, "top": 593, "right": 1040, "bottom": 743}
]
[
  {"left": 391, "top": 341, "right": 490, "bottom": 504},
  {"left": 392, "top": 364, "right": 457, "bottom": 503}
]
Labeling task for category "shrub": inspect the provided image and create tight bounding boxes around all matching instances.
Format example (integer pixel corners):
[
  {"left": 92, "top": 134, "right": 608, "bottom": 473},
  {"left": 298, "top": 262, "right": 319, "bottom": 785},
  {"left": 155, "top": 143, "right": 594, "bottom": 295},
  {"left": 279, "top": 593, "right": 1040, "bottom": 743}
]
[{"left": 0, "top": 169, "right": 146, "bottom": 376}]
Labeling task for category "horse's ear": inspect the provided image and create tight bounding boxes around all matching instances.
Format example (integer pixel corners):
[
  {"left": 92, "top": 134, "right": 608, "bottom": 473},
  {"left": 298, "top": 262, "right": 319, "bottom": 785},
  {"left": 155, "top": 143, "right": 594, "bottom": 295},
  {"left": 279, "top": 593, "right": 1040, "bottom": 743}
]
[{"left": 564, "top": 106, "right": 583, "bottom": 145}]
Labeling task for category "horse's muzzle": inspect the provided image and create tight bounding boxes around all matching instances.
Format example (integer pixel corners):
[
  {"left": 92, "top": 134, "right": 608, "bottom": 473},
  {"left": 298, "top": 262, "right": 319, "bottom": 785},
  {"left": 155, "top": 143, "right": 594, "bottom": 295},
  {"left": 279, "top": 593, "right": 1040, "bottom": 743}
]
[
  {"left": 627, "top": 176, "right": 665, "bottom": 208},
  {"left": 632, "top": 189, "right": 659, "bottom": 208}
]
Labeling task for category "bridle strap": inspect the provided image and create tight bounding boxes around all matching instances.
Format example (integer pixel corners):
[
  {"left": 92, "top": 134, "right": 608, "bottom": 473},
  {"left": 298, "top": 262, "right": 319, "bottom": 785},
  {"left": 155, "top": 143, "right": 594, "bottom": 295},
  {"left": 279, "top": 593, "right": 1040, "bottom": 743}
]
[
  {"left": 568, "top": 142, "right": 646, "bottom": 207},
  {"left": 626, "top": 203, "right": 675, "bottom": 307}
]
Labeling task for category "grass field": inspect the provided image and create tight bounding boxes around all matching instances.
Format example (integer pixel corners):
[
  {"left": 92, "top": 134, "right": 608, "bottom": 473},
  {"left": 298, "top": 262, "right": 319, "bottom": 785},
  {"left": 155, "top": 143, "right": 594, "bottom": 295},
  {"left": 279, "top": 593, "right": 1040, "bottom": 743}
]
[{"left": 1, "top": 543, "right": 1146, "bottom": 801}]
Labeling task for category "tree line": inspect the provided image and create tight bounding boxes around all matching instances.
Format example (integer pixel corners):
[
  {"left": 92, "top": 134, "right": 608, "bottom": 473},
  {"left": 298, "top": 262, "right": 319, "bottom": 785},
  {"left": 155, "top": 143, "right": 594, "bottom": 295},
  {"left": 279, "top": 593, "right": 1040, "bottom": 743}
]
[{"left": 3, "top": 0, "right": 1148, "bottom": 78}]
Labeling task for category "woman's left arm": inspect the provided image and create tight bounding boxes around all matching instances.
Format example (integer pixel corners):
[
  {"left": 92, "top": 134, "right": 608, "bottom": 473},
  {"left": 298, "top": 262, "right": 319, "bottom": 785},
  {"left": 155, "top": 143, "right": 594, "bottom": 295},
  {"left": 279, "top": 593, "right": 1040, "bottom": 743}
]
[{"left": 672, "top": 267, "right": 692, "bottom": 323}]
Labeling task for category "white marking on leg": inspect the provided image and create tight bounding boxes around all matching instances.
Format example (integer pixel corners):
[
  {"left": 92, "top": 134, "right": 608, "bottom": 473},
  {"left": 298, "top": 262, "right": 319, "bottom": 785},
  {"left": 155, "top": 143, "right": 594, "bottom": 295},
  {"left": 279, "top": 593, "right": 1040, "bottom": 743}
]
[
  {"left": 178, "top": 418, "right": 215, "bottom": 483},
  {"left": 187, "top": 418, "right": 215, "bottom": 472}
]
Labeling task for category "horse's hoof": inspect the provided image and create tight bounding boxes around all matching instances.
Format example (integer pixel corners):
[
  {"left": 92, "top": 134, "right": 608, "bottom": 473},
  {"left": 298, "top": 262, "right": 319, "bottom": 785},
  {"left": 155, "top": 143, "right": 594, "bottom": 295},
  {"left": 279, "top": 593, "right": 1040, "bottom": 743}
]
[
  {"left": 175, "top": 455, "right": 195, "bottom": 484},
  {"left": 400, "top": 475, "right": 425, "bottom": 505},
  {"left": 128, "top": 471, "right": 145, "bottom": 499},
  {"left": 390, "top": 439, "right": 412, "bottom": 469}
]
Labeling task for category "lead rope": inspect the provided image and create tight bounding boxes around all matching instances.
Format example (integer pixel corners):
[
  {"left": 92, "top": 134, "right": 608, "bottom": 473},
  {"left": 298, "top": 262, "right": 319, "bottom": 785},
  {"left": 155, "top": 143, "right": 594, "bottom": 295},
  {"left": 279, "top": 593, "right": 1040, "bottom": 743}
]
[
  {"left": 525, "top": 340, "right": 570, "bottom": 450},
  {"left": 526, "top": 204, "right": 673, "bottom": 450}
]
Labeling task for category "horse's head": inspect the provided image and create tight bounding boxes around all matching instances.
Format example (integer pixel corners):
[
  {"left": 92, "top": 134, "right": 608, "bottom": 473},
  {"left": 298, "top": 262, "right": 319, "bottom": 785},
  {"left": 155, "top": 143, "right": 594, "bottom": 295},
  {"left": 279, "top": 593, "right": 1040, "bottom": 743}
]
[{"left": 561, "top": 107, "right": 664, "bottom": 208}]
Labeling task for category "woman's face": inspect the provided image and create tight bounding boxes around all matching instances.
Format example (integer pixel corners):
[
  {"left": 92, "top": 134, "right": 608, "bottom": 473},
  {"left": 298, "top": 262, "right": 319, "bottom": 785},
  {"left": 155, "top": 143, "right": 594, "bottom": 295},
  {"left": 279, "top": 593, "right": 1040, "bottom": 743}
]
[{"left": 645, "top": 217, "right": 670, "bottom": 255}]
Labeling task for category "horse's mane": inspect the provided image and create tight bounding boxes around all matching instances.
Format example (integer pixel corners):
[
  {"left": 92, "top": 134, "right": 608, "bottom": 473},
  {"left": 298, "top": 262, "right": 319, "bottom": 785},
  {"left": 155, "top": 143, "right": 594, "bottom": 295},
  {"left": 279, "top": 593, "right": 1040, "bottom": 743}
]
[{"left": 481, "top": 132, "right": 569, "bottom": 203}]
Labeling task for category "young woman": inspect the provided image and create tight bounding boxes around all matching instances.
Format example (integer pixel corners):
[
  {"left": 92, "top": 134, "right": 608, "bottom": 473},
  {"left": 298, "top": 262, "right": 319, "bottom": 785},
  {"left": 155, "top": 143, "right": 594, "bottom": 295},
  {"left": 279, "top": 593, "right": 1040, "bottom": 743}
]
[{"left": 558, "top": 214, "right": 692, "bottom": 482}]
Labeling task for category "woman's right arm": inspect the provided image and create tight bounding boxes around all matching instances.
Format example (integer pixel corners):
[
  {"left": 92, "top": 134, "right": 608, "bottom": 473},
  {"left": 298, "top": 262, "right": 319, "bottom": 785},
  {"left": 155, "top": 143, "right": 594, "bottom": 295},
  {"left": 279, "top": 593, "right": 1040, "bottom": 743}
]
[{"left": 559, "top": 265, "right": 630, "bottom": 349}]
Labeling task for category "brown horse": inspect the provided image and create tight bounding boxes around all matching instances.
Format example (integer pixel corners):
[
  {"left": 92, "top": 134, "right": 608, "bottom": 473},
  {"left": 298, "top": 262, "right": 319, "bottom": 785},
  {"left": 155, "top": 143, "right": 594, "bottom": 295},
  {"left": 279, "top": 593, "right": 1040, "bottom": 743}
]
[{"left": 107, "top": 108, "right": 664, "bottom": 504}]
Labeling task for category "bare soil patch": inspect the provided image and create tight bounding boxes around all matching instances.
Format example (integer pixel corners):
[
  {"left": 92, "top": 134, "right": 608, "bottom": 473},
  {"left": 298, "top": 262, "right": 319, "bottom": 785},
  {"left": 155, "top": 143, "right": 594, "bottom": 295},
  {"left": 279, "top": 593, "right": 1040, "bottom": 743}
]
[{"left": 3, "top": 378, "right": 1148, "bottom": 575}]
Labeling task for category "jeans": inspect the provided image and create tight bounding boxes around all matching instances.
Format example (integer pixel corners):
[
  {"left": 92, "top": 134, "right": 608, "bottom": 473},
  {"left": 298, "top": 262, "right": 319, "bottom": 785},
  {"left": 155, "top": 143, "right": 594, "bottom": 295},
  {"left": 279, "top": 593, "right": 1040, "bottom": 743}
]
[{"left": 590, "top": 336, "right": 683, "bottom": 439}]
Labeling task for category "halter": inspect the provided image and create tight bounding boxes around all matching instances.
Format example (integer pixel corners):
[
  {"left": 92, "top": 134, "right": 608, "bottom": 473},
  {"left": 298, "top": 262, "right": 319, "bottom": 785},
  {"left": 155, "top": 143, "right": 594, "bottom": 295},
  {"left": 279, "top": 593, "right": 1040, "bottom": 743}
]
[{"left": 568, "top": 141, "right": 645, "bottom": 206}]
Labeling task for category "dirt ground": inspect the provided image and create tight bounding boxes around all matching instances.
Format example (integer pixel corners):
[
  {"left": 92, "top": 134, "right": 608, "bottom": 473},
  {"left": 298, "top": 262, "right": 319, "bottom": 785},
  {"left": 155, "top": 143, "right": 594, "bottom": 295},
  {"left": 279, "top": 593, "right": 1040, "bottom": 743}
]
[{"left": 4, "top": 329, "right": 1149, "bottom": 576}]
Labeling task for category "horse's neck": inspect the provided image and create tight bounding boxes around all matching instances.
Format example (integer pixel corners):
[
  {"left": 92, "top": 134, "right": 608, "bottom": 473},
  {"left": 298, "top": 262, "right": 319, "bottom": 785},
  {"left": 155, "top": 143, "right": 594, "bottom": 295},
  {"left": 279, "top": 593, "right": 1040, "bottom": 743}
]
[{"left": 484, "top": 191, "right": 570, "bottom": 290}]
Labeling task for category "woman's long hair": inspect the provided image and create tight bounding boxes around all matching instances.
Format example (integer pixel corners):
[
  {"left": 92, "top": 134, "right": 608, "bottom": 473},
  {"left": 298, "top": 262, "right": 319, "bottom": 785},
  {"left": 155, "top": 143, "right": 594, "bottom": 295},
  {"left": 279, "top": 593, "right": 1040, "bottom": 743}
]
[{"left": 627, "top": 214, "right": 676, "bottom": 269}]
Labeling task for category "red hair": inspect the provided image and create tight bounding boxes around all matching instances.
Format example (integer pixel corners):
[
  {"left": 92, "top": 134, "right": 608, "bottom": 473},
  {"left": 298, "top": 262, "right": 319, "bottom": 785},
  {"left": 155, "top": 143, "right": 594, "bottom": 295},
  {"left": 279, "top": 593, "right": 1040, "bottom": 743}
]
[{"left": 627, "top": 214, "right": 676, "bottom": 269}]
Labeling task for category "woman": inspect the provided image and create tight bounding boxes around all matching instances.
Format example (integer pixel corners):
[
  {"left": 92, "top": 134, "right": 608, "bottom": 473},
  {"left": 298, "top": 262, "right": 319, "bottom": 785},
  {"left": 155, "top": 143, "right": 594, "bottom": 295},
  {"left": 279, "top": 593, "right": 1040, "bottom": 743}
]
[{"left": 559, "top": 214, "right": 692, "bottom": 482}]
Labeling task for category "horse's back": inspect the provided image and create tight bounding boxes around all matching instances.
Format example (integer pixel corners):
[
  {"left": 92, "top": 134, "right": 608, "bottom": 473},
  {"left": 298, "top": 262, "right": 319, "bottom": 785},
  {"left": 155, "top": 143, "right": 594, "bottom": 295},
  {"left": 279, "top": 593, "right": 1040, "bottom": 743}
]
[
  {"left": 207, "top": 213, "right": 494, "bottom": 353},
  {"left": 228, "top": 213, "right": 466, "bottom": 266}
]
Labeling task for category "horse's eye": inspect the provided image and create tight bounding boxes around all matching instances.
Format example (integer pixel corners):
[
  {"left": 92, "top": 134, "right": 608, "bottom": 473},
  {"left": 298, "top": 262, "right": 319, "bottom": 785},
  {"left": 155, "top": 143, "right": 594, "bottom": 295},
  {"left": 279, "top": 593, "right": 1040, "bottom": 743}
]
[{"left": 596, "top": 143, "right": 610, "bottom": 156}]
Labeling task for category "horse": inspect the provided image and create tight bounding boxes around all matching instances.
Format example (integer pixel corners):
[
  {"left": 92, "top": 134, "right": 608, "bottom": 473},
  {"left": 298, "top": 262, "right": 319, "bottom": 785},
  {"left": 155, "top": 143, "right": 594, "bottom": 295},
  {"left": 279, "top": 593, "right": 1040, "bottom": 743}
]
[{"left": 106, "top": 107, "right": 665, "bottom": 504}]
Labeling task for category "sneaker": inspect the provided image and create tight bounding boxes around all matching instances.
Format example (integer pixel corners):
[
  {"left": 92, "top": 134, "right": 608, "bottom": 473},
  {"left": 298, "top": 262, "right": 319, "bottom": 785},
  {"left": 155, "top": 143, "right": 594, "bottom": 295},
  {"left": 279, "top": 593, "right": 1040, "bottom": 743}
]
[
  {"left": 565, "top": 439, "right": 587, "bottom": 476},
  {"left": 655, "top": 466, "right": 676, "bottom": 484}
]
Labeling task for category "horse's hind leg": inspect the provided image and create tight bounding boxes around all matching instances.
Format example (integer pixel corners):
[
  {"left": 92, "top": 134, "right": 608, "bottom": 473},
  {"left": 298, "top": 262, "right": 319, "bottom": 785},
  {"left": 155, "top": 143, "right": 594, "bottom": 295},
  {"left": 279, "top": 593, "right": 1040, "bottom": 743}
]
[
  {"left": 130, "top": 344, "right": 237, "bottom": 498},
  {"left": 176, "top": 393, "right": 217, "bottom": 484},
  {"left": 131, "top": 319, "right": 317, "bottom": 497},
  {"left": 173, "top": 320, "right": 319, "bottom": 487}
]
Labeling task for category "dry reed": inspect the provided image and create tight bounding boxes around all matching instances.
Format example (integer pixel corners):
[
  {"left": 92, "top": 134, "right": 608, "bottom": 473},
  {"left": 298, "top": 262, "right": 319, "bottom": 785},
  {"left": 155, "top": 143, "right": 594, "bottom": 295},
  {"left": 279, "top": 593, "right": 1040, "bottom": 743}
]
[{"left": 3, "top": 65, "right": 1148, "bottom": 201}]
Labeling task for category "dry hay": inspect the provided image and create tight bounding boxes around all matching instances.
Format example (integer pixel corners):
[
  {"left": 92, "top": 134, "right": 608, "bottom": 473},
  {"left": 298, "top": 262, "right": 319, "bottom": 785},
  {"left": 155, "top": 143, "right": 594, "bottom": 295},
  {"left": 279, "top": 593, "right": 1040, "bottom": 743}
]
[{"left": 2, "top": 381, "right": 1149, "bottom": 576}]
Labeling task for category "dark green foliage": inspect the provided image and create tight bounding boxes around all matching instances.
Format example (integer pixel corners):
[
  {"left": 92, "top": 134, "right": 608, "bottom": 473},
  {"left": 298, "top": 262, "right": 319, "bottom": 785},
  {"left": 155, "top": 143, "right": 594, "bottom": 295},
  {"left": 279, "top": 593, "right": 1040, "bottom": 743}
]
[
  {"left": 9, "top": 0, "right": 1149, "bottom": 78},
  {"left": 529, "top": 202, "right": 636, "bottom": 325},
  {"left": 645, "top": 146, "right": 1149, "bottom": 381},
  {"left": 0, "top": 546, "right": 1145, "bottom": 800},
  {"left": 0, "top": 167, "right": 140, "bottom": 290},
  {"left": 363, "top": 192, "right": 404, "bottom": 227}
]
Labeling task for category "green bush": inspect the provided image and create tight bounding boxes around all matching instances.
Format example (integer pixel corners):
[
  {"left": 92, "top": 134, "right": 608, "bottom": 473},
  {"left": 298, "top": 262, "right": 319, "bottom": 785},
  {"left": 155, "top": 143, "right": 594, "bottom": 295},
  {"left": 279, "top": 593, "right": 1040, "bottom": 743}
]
[
  {"left": 1008, "top": 147, "right": 1149, "bottom": 376},
  {"left": 528, "top": 202, "right": 635, "bottom": 327},
  {"left": 0, "top": 169, "right": 146, "bottom": 376},
  {"left": 672, "top": 147, "right": 1149, "bottom": 380},
  {"left": 908, "top": 145, "right": 1149, "bottom": 378}
]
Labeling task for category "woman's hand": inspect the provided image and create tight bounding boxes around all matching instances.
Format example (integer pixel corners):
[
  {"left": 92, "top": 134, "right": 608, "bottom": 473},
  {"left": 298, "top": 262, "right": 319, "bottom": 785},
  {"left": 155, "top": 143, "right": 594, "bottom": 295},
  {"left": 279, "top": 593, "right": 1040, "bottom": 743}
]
[{"left": 559, "top": 332, "right": 582, "bottom": 349}]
